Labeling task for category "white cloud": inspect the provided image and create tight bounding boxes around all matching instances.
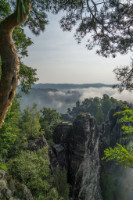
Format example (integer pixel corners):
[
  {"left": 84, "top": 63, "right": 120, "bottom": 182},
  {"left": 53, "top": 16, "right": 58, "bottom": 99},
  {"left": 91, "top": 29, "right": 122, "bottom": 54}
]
[
  {"left": 21, "top": 86, "right": 133, "bottom": 113},
  {"left": 78, "top": 87, "right": 133, "bottom": 103}
]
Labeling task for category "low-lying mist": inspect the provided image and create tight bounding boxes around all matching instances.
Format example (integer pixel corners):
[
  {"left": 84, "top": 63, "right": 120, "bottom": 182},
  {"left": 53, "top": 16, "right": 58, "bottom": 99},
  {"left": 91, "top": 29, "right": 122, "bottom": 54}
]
[{"left": 20, "top": 86, "right": 133, "bottom": 113}]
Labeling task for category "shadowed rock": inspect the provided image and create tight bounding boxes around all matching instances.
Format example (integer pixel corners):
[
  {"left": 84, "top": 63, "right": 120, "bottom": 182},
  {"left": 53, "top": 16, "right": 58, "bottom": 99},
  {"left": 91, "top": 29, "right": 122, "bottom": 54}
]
[{"left": 51, "top": 114, "right": 102, "bottom": 200}]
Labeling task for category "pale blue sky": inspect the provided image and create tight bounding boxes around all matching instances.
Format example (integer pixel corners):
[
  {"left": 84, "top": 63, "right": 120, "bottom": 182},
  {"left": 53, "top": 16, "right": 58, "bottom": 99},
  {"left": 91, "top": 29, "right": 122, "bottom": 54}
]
[{"left": 23, "top": 13, "right": 132, "bottom": 84}]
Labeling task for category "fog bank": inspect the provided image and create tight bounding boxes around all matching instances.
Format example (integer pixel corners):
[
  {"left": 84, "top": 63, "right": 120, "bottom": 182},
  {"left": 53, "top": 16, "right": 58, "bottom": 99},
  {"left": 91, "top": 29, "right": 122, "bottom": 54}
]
[{"left": 20, "top": 86, "right": 133, "bottom": 113}]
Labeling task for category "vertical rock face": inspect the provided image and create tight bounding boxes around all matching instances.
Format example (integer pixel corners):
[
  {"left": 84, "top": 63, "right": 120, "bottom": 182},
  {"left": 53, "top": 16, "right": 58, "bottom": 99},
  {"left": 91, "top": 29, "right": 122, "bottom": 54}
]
[
  {"left": 51, "top": 108, "right": 133, "bottom": 200},
  {"left": 51, "top": 122, "right": 72, "bottom": 169},
  {"left": 99, "top": 107, "right": 121, "bottom": 157},
  {"left": 70, "top": 114, "right": 102, "bottom": 200},
  {"left": 52, "top": 114, "right": 103, "bottom": 200}
]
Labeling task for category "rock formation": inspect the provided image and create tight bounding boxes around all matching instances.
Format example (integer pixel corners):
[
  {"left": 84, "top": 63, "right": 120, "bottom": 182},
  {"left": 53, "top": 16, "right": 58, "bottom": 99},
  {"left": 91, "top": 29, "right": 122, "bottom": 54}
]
[
  {"left": 51, "top": 114, "right": 103, "bottom": 200},
  {"left": 51, "top": 108, "right": 133, "bottom": 200}
]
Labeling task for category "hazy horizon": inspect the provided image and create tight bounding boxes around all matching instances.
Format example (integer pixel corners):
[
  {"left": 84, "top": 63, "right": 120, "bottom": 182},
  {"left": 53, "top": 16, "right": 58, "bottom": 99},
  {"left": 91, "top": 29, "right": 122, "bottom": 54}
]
[{"left": 20, "top": 84, "right": 133, "bottom": 113}]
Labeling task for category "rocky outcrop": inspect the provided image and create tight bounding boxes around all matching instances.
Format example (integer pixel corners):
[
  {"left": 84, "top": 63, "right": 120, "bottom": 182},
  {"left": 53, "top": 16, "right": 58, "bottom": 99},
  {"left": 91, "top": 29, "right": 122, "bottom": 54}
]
[
  {"left": 51, "top": 114, "right": 102, "bottom": 200},
  {"left": 51, "top": 108, "right": 133, "bottom": 200},
  {"left": 70, "top": 114, "right": 102, "bottom": 200},
  {"left": 28, "top": 135, "right": 48, "bottom": 151},
  {"left": 99, "top": 107, "right": 121, "bottom": 156}
]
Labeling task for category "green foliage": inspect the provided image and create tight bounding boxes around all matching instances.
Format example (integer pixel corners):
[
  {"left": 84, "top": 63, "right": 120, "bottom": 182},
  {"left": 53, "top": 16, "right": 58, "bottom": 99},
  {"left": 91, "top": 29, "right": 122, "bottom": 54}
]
[
  {"left": 102, "top": 95, "right": 112, "bottom": 119},
  {"left": 46, "top": 188, "right": 59, "bottom": 200},
  {"left": 9, "top": 104, "right": 44, "bottom": 157},
  {"left": 114, "top": 106, "right": 133, "bottom": 137},
  {"left": 103, "top": 106, "right": 133, "bottom": 168},
  {"left": 0, "top": 96, "right": 21, "bottom": 156},
  {"left": 8, "top": 147, "right": 50, "bottom": 197},
  {"left": 95, "top": 107, "right": 104, "bottom": 125},
  {"left": 0, "top": 0, "right": 10, "bottom": 19},
  {"left": 0, "top": 100, "right": 73, "bottom": 199},
  {"left": 40, "top": 108, "right": 62, "bottom": 145},
  {"left": 0, "top": 96, "right": 21, "bottom": 172},
  {"left": 53, "top": 168, "right": 71, "bottom": 200},
  {"left": 13, "top": 26, "right": 33, "bottom": 58},
  {"left": 0, "top": 163, "right": 7, "bottom": 170},
  {"left": 67, "top": 95, "right": 122, "bottom": 124},
  {"left": 103, "top": 143, "right": 133, "bottom": 168},
  {"left": 20, "top": 104, "right": 41, "bottom": 138},
  {"left": 8, "top": 0, "right": 48, "bottom": 35},
  {"left": 19, "top": 63, "right": 39, "bottom": 94}
]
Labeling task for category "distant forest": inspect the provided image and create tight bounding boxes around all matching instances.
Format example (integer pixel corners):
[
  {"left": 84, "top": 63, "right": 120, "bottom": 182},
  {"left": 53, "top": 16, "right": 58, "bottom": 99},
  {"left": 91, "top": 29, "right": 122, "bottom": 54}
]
[{"left": 62, "top": 94, "right": 131, "bottom": 125}]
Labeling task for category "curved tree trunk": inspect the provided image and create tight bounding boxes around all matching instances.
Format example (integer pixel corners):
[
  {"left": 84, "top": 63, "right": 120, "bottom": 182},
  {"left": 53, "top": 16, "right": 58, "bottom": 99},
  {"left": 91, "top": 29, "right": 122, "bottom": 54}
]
[{"left": 0, "top": 0, "right": 31, "bottom": 128}]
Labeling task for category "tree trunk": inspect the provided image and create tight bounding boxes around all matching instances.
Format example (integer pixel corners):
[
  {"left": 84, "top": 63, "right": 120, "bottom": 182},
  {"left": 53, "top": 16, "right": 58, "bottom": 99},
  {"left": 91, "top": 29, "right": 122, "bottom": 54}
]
[{"left": 0, "top": 0, "right": 31, "bottom": 128}]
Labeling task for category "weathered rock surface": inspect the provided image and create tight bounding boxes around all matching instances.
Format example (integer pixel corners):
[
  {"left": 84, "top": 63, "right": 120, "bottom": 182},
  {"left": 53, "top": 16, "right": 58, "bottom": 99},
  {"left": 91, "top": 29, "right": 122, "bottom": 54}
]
[
  {"left": 51, "top": 114, "right": 102, "bottom": 200},
  {"left": 70, "top": 114, "right": 102, "bottom": 200},
  {"left": 99, "top": 107, "right": 121, "bottom": 156},
  {"left": 51, "top": 108, "right": 133, "bottom": 200},
  {"left": 28, "top": 135, "right": 48, "bottom": 151}
]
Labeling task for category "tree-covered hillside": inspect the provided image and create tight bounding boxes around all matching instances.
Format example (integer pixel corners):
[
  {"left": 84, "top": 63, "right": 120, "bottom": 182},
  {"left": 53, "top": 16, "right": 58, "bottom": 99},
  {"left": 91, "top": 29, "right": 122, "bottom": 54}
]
[
  {"left": 0, "top": 97, "right": 71, "bottom": 200},
  {"left": 63, "top": 94, "right": 132, "bottom": 125}
]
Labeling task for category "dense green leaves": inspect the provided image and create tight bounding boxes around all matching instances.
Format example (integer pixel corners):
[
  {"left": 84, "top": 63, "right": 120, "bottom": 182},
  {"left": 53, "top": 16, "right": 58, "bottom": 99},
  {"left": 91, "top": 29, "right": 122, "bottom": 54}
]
[
  {"left": 53, "top": 168, "right": 71, "bottom": 200},
  {"left": 0, "top": 100, "right": 71, "bottom": 199},
  {"left": 19, "top": 63, "right": 39, "bottom": 93},
  {"left": 0, "top": 96, "right": 21, "bottom": 156},
  {"left": 95, "top": 107, "right": 104, "bottom": 125},
  {"left": 40, "top": 107, "right": 62, "bottom": 145},
  {"left": 13, "top": 26, "right": 33, "bottom": 58},
  {"left": 0, "top": 163, "right": 7, "bottom": 170},
  {"left": 0, "top": 0, "right": 10, "bottom": 19},
  {"left": 8, "top": 147, "right": 50, "bottom": 196},
  {"left": 103, "top": 143, "right": 133, "bottom": 168},
  {"left": 20, "top": 104, "right": 41, "bottom": 138},
  {"left": 66, "top": 95, "right": 123, "bottom": 124},
  {"left": 103, "top": 106, "right": 133, "bottom": 168}
]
